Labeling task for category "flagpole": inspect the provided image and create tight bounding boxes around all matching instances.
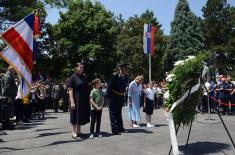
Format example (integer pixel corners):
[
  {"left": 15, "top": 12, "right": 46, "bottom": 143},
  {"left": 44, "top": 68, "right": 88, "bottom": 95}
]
[{"left": 149, "top": 53, "right": 151, "bottom": 82}]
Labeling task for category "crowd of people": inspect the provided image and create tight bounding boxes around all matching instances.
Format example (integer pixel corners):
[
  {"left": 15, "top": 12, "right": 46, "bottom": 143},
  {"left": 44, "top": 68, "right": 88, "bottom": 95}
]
[
  {"left": 201, "top": 75, "right": 235, "bottom": 115},
  {"left": 1, "top": 62, "right": 234, "bottom": 141},
  {"left": 0, "top": 66, "right": 69, "bottom": 130}
]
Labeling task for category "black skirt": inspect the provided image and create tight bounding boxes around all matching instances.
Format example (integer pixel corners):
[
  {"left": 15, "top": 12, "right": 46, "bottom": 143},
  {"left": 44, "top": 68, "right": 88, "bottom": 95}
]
[
  {"left": 70, "top": 108, "right": 78, "bottom": 125},
  {"left": 144, "top": 98, "right": 154, "bottom": 115},
  {"left": 70, "top": 106, "right": 90, "bottom": 125}
]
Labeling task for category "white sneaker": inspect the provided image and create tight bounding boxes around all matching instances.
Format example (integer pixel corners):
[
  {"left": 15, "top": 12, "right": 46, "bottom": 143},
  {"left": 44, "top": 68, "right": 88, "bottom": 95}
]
[
  {"left": 72, "top": 133, "right": 77, "bottom": 139},
  {"left": 150, "top": 124, "right": 155, "bottom": 127},
  {"left": 89, "top": 134, "right": 94, "bottom": 139},
  {"left": 147, "top": 123, "right": 152, "bottom": 128},
  {"left": 133, "top": 124, "right": 140, "bottom": 128}
]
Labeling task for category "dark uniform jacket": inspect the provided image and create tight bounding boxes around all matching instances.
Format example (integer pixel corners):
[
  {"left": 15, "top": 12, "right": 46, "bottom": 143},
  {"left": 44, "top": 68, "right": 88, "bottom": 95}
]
[
  {"left": 1, "top": 71, "right": 17, "bottom": 98},
  {"left": 107, "top": 72, "right": 129, "bottom": 98}
]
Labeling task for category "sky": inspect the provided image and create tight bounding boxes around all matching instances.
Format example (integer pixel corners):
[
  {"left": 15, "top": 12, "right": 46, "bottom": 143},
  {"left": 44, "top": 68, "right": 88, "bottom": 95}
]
[{"left": 46, "top": 0, "right": 235, "bottom": 35}]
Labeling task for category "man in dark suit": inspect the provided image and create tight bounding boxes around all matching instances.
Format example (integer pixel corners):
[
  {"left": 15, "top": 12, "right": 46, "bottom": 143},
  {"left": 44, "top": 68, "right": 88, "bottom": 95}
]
[{"left": 107, "top": 62, "right": 129, "bottom": 135}]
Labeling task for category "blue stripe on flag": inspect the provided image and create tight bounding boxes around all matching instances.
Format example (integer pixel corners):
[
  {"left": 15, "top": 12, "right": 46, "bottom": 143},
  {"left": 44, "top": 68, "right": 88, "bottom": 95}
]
[
  {"left": 147, "top": 24, "right": 151, "bottom": 55},
  {"left": 33, "top": 40, "right": 37, "bottom": 62},
  {"left": 21, "top": 78, "right": 24, "bottom": 90},
  {"left": 24, "top": 13, "right": 34, "bottom": 30}
]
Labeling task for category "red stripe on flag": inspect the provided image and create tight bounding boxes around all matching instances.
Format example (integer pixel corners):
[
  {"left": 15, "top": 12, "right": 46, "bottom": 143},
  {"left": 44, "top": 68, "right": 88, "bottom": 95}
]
[
  {"left": 33, "top": 15, "right": 40, "bottom": 36},
  {"left": 2, "top": 28, "right": 33, "bottom": 72},
  {"left": 150, "top": 26, "right": 156, "bottom": 56}
]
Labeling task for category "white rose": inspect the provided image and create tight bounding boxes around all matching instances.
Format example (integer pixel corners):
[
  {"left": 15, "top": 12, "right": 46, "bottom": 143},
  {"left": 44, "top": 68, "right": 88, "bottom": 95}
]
[
  {"left": 164, "top": 90, "right": 170, "bottom": 100},
  {"left": 174, "top": 60, "right": 184, "bottom": 66},
  {"left": 166, "top": 74, "right": 175, "bottom": 82},
  {"left": 185, "top": 55, "right": 196, "bottom": 61}
]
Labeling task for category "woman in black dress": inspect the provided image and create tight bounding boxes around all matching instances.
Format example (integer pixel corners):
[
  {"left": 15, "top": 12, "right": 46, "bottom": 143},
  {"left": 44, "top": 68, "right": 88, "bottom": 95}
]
[{"left": 68, "top": 62, "right": 90, "bottom": 138}]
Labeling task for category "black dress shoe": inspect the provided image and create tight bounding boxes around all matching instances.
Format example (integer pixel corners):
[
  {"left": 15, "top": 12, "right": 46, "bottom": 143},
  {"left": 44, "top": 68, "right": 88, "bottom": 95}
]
[
  {"left": 121, "top": 129, "right": 128, "bottom": 133},
  {"left": 112, "top": 132, "right": 121, "bottom": 135},
  {"left": 119, "top": 128, "right": 128, "bottom": 133}
]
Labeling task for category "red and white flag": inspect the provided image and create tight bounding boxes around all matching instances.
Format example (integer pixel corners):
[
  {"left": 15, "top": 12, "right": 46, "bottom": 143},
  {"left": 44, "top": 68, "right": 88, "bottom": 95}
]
[{"left": 0, "top": 12, "right": 40, "bottom": 98}]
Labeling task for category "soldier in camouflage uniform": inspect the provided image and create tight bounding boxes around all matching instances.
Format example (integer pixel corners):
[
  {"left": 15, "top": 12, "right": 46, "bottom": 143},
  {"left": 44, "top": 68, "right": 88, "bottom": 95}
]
[{"left": 1, "top": 66, "right": 17, "bottom": 129}]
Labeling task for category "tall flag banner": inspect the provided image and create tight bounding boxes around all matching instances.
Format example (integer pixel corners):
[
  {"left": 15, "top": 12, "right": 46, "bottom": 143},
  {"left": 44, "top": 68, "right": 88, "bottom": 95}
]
[
  {"left": 143, "top": 23, "right": 156, "bottom": 55},
  {"left": 33, "top": 10, "right": 40, "bottom": 38},
  {"left": 33, "top": 10, "right": 40, "bottom": 64},
  {"left": 0, "top": 12, "right": 40, "bottom": 98}
]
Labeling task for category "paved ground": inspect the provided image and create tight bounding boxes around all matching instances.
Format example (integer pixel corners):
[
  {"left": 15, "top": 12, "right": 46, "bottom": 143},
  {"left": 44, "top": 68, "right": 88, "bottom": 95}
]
[{"left": 0, "top": 108, "right": 235, "bottom": 155}]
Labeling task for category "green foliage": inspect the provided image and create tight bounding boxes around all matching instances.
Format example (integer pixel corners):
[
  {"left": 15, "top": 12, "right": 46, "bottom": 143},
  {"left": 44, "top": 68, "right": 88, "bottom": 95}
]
[
  {"left": 202, "top": 0, "right": 235, "bottom": 73},
  {"left": 44, "top": 0, "right": 72, "bottom": 8},
  {"left": 163, "top": 0, "right": 205, "bottom": 72},
  {"left": 165, "top": 53, "right": 207, "bottom": 126},
  {"left": 116, "top": 10, "right": 168, "bottom": 81},
  {"left": 49, "top": 0, "right": 119, "bottom": 80}
]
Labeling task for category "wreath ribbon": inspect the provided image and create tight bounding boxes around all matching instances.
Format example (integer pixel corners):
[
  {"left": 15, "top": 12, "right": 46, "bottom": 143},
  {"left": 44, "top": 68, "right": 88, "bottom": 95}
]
[{"left": 166, "top": 66, "right": 208, "bottom": 155}]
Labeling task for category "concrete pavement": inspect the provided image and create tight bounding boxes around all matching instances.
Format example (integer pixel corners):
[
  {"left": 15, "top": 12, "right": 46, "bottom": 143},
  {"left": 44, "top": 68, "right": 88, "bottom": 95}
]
[{"left": 0, "top": 108, "right": 235, "bottom": 155}]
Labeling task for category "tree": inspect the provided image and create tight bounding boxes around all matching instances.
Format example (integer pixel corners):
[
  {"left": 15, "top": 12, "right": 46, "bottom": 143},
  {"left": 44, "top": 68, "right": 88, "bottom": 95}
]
[
  {"left": 202, "top": 0, "right": 235, "bottom": 74},
  {"left": 0, "top": 0, "right": 66, "bottom": 78},
  {"left": 48, "top": 0, "right": 119, "bottom": 80},
  {"left": 163, "top": 0, "right": 205, "bottom": 72},
  {"left": 116, "top": 10, "right": 167, "bottom": 81}
]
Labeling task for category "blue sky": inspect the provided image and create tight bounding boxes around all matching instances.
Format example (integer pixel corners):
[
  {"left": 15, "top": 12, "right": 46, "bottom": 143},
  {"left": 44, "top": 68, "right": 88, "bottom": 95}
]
[{"left": 46, "top": 0, "right": 235, "bottom": 35}]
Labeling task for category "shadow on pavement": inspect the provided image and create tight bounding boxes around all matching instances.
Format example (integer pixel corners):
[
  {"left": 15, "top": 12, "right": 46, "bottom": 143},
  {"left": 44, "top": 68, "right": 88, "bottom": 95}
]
[
  {"left": 45, "top": 116, "right": 58, "bottom": 119},
  {"left": 99, "top": 131, "right": 113, "bottom": 137},
  {"left": 44, "top": 139, "right": 82, "bottom": 147},
  {"left": 15, "top": 125, "right": 36, "bottom": 130},
  {"left": 0, "top": 147, "right": 21, "bottom": 152},
  {"left": 0, "top": 131, "right": 7, "bottom": 135},
  {"left": 179, "top": 141, "right": 231, "bottom": 155},
  {"left": 36, "top": 131, "right": 70, "bottom": 138},
  {"left": 36, "top": 128, "right": 62, "bottom": 132},
  {"left": 24, "top": 122, "right": 45, "bottom": 126},
  {"left": 139, "top": 123, "right": 168, "bottom": 127},
  {"left": 126, "top": 128, "right": 154, "bottom": 134},
  {"left": 154, "top": 124, "right": 168, "bottom": 127}
]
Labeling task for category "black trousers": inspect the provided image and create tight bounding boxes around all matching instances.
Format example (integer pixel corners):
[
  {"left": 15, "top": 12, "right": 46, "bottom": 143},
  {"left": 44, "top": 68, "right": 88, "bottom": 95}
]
[
  {"left": 37, "top": 98, "right": 46, "bottom": 112},
  {"left": 220, "top": 98, "right": 229, "bottom": 114},
  {"left": 108, "top": 95, "right": 124, "bottom": 133},
  {"left": 156, "top": 96, "right": 163, "bottom": 109},
  {"left": 15, "top": 99, "right": 23, "bottom": 122},
  {"left": 231, "top": 95, "right": 235, "bottom": 112},
  {"left": 202, "top": 95, "right": 208, "bottom": 112},
  {"left": 0, "top": 99, "right": 2, "bottom": 123},
  {"left": 90, "top": 110, "right": 102, "bottom": 134},
  {"left": 53, "top": 98, "right": 60, "bottom": 112},
  {"left": 2, "top": 97, "right": 14, "bottom": 129},
  {"left": 23, "top": 103, "right": 31, "bottom": 120}
]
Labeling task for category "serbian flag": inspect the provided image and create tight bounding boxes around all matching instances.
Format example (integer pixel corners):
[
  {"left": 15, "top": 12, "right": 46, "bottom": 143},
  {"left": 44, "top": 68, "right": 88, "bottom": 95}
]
[
  {"left": 143, "top": 24, "right": 156, "bottom": 55},
  {"left": 0, "top": 12, "right": 40, "bottom": 98}
]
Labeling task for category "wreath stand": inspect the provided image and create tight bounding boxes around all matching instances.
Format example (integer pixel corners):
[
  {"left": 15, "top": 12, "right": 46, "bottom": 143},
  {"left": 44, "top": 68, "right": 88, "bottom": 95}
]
[{"left": 168, "top": 78, "right": 235, "bottom": 155}]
